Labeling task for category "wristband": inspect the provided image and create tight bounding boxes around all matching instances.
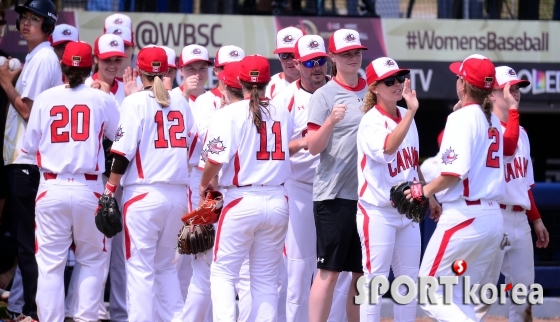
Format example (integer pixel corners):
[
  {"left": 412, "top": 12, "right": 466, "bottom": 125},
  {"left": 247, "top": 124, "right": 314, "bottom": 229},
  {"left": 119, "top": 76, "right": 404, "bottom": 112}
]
[{"left": 104, "top": 182, "right": 117, "bottom": 196}]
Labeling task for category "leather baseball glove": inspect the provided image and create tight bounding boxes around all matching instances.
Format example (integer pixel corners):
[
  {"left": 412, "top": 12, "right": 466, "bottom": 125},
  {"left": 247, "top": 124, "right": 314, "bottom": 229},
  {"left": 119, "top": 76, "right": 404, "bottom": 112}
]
[
  {"left": 389, "top": 181, "right": 429, "bottom": 223},
  {"left": 181, "top": 190, "right": 224, "bottom": 225},
  {"left": 95, "top": 195, "right": 123, "bottom": 238},
  {"left": 177, "top": 224, "right": 215, "bottom": 255}
]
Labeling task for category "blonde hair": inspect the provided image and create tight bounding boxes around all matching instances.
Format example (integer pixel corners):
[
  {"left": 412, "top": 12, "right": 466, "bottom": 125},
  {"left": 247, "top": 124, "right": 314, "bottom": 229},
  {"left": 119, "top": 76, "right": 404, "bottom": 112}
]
[
  {"left": 142, "top": 72, "right": 170, "bottom": 107},
  {"left": 239, "top": 80, "right": 270, "bottom": 129},
  {"left": 362, "top": 83, "right": 378, "bottom": 113},
  {"left": 463, "top": 82, "right": 493, "bottom": 128}
]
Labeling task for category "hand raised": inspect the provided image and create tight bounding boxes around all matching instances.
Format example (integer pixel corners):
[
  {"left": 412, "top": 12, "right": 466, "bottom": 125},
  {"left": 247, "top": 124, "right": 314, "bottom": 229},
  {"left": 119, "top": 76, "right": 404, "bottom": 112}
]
[
  {"left": 329, "top": 104, "right": 347, "bottom": 124},
  {"left": 402, "top": 78, "right": 418, "bottom": 112}
]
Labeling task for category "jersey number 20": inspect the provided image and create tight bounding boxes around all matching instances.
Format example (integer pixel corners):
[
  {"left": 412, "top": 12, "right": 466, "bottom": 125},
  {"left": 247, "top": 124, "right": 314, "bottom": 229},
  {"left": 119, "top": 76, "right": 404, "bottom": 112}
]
[
  {"left": 256, "top": 121, "right": 286, "bottom": 160},
  {"left": 50, "top": 104, "right": 90, "bottom": 143},
  {"left": 486, "top": 128, "right": 500, "bottom": 168}
]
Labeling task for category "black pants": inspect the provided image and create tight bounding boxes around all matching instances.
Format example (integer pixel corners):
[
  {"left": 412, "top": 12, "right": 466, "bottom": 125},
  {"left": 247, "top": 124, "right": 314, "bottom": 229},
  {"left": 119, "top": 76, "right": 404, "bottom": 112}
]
[{"left": 7, "top": 164, "right": 39, "bottom": 318}]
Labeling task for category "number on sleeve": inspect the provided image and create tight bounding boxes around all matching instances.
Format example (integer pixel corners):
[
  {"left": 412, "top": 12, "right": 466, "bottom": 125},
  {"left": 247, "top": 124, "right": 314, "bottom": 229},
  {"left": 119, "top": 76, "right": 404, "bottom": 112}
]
[
  {"left": 256, "top": 121, "right": 286, "bottom": 161},
  {"left": 486, "top": 128, "right": 500, "bottom": 168},
  {"left": 154, "top": 110, "right": 188, "bottom": 148},
  {"left": 50, "top": 105, "right": 90, "bottom": 143}
]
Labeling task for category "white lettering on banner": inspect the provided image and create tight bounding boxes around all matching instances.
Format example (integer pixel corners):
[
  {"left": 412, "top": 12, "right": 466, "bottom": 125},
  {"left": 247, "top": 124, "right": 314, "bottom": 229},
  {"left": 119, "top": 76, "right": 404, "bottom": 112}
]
[
  {"left": 354, "top": 275, "right": 543, "bottom": 306},
  {"left": 409, "top": 69, "right": 433, "bottom": 92},
  {"left": 518, "top": 69, "right": 560, "bottom": 95}
]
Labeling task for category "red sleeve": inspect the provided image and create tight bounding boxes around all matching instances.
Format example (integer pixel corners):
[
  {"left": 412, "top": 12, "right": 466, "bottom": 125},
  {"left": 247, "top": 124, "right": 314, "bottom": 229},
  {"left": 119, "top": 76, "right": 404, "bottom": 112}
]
[
  {"left": 307, "top": 123, "right": 321, "bottom": 131},
  {"left": 503, "top": 109, "right": 520, "bottom": 157},
  {"left": 526, "top": 188, "right": 541, "bottom": 222}
]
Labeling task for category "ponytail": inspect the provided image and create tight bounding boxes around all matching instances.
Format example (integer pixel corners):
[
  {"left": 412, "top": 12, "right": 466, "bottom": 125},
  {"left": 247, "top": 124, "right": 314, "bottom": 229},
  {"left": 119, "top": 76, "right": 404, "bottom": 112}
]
[
  {"left": 481, "top": 97, "right": 493, "bottom": 128},
  {"left": 142, "top": 72, "right": 170, "bottom": 107},
  {"left": 464, "top": 82, "right": 493, "bottom": 128},
  {"left": 362, "top": 84, "right": 378, "bottom": 113},
  {"left": 240, "top": 80, "right": 269, "bottom": 129}
]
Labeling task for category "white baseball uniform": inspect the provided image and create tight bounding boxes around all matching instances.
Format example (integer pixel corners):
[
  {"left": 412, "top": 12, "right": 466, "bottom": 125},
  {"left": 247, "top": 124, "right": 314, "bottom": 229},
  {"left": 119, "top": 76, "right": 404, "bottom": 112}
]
[
  {"left": 419, "top": 104, "right": 505, "bottom": 322},
  {"left": 176, "top": 87, "right": 222, "bottom": 322},
  {"left": 271, "top": 79, "right": 319, "bottom": 322},
  {"left": 356, "top": 105, "right": 421, "bottom": 321},
  {"left": 110, "top": 90, "right": 194, "bottom": 322},
  {"left": 85, "top": 73, "right": 126, "bottom": 107},
  {"left": 21, "top": 84, "right": 119, "bottom": 322},
  {"left": 206, "top": 99, "right": 293, "bottom": 322},
  {"left": 265, "top": 72, "right": 290, "bottom": 99},
  {"left": 476, "top": 112, "right": 538, "bottom": 322}
]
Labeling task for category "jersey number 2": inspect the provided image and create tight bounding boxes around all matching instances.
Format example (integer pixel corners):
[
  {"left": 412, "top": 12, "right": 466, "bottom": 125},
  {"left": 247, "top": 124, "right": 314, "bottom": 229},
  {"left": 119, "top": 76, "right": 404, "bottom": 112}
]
[
  {"left": 486, "top": 128, "right": 500, "bottom": 168},
  {"left": 50, "top": 104, "right": 90, "bottom": 143},
  {"left": 154, "top": 110, "right": 187, "bottom": 148},
  {"left": 256, "top": 121, "right": 286, "bottom": 160}
]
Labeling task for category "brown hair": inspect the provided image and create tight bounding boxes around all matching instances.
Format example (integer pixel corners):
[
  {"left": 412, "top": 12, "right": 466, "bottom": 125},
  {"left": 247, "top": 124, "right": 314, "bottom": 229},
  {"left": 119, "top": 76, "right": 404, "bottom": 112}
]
[
  {"left": 142, "top": 72, "right": 170, "bottom": 107},
  {"left": 239, "top": 80, "right": 269, "bottom": 129},
  {"left": 463, "top": 82, "right": 493, "bottom": 128},
  {"left": 225, "top": 85, "right": 243, "bottom": 100},
  {"left": 362, "top": 83, "right": 378, "bottom": 113},
  {"left": 330, "top": 61, "right": 337, "bottom": 77},
  {"left": 61, "top": 64, "right": 92, "bottom": 89}
]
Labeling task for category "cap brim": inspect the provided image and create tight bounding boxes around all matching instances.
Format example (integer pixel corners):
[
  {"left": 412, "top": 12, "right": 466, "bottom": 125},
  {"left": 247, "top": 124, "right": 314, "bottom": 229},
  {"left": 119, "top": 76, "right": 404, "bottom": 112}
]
[
  {"left": 298, "top": 52, "right": 329, "bottom": 62},
  {"left": 180, "top": 58, "right": 213, "bottom": 67},
  {"left": 123, "top": 40, "right": 134, "bottom": 47},
  {"left": 97, "top": 51, "right": 127, "bottom": 59},
  {"left": 376, "top": 68, "right": 410, "bottom": 81},
  {"left": 50, "top": 39, "right": 72, "bottom": 47},
  {"left": 273, "top": 48, "right": 296, "bottom": 54},
  {"left": 497, "top": 79, "right": 530, "bottom": 88},
  {"left": 330, "top": 45, "right": 368, "bottom": 54},
  {"left": 449, "top": 62, "right": 462, "bottom": 75}
]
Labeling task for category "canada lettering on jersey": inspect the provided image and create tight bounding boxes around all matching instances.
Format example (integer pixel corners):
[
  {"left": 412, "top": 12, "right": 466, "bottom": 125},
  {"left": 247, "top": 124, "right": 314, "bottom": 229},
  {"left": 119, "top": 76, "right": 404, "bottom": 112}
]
[
  {"left": 504, "top": 157, "right": 529, "bottom": 183},
  {"left": 388, "top": 146, "right": 419, "bottom": 177}
]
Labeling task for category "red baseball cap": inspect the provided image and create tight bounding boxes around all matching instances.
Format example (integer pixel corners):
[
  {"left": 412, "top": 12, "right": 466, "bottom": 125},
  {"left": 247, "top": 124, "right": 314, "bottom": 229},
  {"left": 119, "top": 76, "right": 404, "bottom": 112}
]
[
  {"left": 94, "top": 34, "right": 127, "bottom": 60},
  {"left": 62, "top": 41, "right": 92, "bottom": 68},
  {"left": 494, "top": 66, "right": 530, "bottom": 89},
  {"left": 366, "top": 57, "right": 409, "bottom": 85},
  {"left": 449, "top": 54, "right": 496, "bottom": 90},
  {"left": 219, "top": 61, "right": 242, "bottom": 89},
  {"left": 328, "top": 29, "right": 368, "bottom": 54},
  {"left": 238, "top": 55, "right": 270, "bottom": 84},
  {"left": 137, "top": 47, "right": 168, "bottom": 74},
  {"left": 295, "top": 35, "right": 328, "bottom": 61}
]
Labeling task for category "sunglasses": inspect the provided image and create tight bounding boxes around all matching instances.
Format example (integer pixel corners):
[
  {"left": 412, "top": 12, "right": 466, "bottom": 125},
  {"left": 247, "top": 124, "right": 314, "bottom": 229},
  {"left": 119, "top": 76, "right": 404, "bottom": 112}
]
[
  {"left": 278, "top": 53, "right": 294, "bottom": 60},
  {"left": 301, "top": 57, "right": 327, "bottom": 68},
  {"left": 382, "top": 75, "right": 406, "bottom": 87}
]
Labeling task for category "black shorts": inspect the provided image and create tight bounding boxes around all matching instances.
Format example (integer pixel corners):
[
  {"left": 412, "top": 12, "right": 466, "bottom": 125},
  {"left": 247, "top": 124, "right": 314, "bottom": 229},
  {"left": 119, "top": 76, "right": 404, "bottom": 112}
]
[{"left": 314, "top": 198, "right": 362, "bottom": 273}]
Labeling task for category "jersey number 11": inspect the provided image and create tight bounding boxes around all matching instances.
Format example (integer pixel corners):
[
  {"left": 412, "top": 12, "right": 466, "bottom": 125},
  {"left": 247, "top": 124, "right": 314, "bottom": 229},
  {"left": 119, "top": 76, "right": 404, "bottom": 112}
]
[{"left": 256, "top": 121, "right": 286, "bottom": 161}]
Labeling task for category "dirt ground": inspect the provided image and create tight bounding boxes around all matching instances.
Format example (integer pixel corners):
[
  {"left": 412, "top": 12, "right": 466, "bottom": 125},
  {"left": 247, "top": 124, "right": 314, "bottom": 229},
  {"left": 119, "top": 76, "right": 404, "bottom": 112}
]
[{"left": 380, "top": 319, "right": 560, "bottom": 322}]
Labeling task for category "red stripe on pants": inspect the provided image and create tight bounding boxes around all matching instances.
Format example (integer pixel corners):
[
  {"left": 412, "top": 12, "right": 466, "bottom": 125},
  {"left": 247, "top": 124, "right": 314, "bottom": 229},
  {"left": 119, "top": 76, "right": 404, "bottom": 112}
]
[
  {"left": 123, "top": 192, "right": 149, "bottom": 260},
  {"left": 358, "top": 202, "right": 371, "bottom": 273},
  {"left": 214, "top": 197, "right": 243, "bottom": 261},
  {"left": 428, "top": 217, "right": 475, "bottom": 276}
]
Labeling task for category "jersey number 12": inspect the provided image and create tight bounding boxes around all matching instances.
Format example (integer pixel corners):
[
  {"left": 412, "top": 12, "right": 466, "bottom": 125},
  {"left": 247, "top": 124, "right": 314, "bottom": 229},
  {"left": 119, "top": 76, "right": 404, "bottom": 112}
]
[{"left": 154, "top": 111, "right": 187, "bottom": 148}]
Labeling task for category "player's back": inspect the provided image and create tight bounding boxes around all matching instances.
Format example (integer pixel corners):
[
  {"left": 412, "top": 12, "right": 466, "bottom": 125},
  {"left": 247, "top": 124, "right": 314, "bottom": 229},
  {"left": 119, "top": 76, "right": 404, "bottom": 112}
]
[
  {"left": 212, "top": 100, "right": 293, "bottom": 187},
  {"left": 113, "top": 90, "right": 193, "bottom": 186},
  {"left": 23, "top": 84, "right": 119, "bottom": 174}
]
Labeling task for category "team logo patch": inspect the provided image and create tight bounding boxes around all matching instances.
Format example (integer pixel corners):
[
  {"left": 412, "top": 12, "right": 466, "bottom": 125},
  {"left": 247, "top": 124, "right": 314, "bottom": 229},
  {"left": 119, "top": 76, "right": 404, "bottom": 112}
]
[
  {"left": 507, "top": 68, "right": 516, "bottom": 76},
  {"left": 206, "top": 137, "right": 226, "bottom": 155},
  {"left": 250, "top": 70, "right": 259, "bottom": 82},
  {"left": 344, "top": 32, "right": 357, "bottom": 43},
  {"left": 441, "top": 147, "right": 458, "bottom": 165},
  {"left": 114, "top": 125, "right": 124, "bottom": 142},
  {"left": 109, "top": 40, "right": 119, "bottom": 47},
  {"left": 229, "top": 50, "right": 239, "bottom": 58},
  {"left": 62, "top": 28, "right": 72, "bottom": 36},
  {"left": 152, "top": 61, "right": 161, "bottom": 73},
  {"left": 71, "top": 56, "right": 81, "bottom": 67},
  {"left": 282, "top": 34, "right": 294, "bottom": 43},
  {"left": 307, "top": 40, "right": 319, "bottom": 50},
  {"left": 112, "top": 28, "right": 122, "bottom": 35},
  {"left": 114, "top": 18, "right": 123, "bottom": 24},
  {"left": 484, "top": 76, "right": 494, "bottom": 88},
  {"left": 192, "top": 48, "right": 202, "bottom": 55},
  {"left": 384, "top": 59, "right": 396, "bottom": 68}
]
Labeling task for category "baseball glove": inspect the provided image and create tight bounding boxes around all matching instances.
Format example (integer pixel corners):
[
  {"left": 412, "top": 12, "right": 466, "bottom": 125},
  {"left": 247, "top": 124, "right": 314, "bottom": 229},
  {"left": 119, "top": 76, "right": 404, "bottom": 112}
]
[
  {"left": 181, "top": 190, "right": 224, "bottom": 225},
  {"left": 389, "top": 181, "right": 429, "bottom": 223},
  {"left": 95, "top": 195, "right": 123, "bottom": 238},
  {"left": 177, "top": 224, "right": 215, "bottom": 255}
]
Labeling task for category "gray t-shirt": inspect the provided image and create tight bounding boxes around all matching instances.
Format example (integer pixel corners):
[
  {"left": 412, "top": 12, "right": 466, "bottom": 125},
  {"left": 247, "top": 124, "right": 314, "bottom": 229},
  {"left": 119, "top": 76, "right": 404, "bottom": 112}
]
[{"left": 307, "top": 78, "right": 368, "bottom": 201}]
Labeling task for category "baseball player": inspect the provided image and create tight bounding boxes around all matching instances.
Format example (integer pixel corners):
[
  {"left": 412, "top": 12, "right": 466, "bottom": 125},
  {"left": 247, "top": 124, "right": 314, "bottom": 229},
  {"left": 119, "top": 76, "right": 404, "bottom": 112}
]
[
  {"left": 270, "top": 34, "right": 329, "bottom": 322},
  {"left": 104, "top": 13, "right": 135, "bottom": 82},
  {"left": 200, "top": 55, "right": 293, "bottom": 321},
  {"left": 265, "top": 27, "right": 304, "bottom": 99},
  {"left": 305, "top": 29, "right": 368, "bottom": 322},
  {"left": 20, "top": 41, "right": 120, "bottom": 322},
  {"left": 1, "top": 0, "right": 62, "bottom": 319},
  {"left": 356, "top": 57, "right": 441, "bottom": 321},
  {"left": 49, "top": 24, "right": 78, "bottom": 60},
  {"left": 404, "top": 54, "right": 505, "bottom": 321},
  {"left": 86, "top": 34, "right": 127, "bottom": 107},
  {"left": 106, "top": 46, "right": 194, "bottom": 321},
  {"left": 475, "top": 66, "right": 549, "bottom": 322}
]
